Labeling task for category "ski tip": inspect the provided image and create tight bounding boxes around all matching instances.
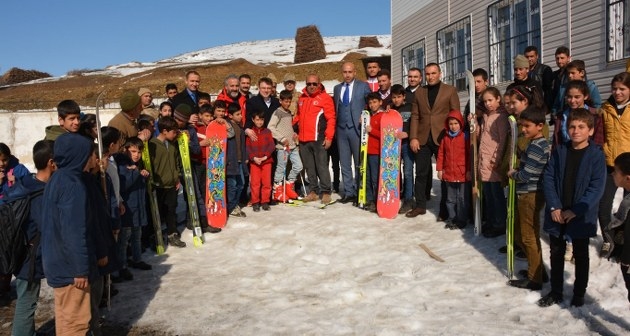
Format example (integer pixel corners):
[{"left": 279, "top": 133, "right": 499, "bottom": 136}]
[
  {"left": 156, "top": 246, "right": 165, "bottom": 255},
  {"left": 193, "top": 236, "right": 204, "bottom": 247}
]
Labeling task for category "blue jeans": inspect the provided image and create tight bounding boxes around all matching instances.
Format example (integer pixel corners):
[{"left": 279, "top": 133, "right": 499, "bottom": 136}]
[
  {"left": 120, "top": 226, "right": 143, "bottom": 263},
  {"left": 227, "top": 163, "right": 245, "bottom": 214},
  {"left": 446, "top": 182, "right": 469, "bottom": 225},
  {"left": 401, "top": 141, "right": 415, "bottom": 200},
  {"left": 274, "top": 148, "right": 303, "bottom": 183},
  {"left": 12, "top": 278, "right": 41, "bottom": 336},
  {"left": 366, "top": 154, "right": 380, "bottom": 202}
]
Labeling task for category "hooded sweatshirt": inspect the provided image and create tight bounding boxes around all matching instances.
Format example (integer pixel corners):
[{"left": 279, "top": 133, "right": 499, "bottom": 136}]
[
  {"left": 41, "top": 133, "right": 96, "bottom": 288},
  {"left": 0, "top": 155, "right": 30, "bottom": 203},
  {"left": 436, "top": 111, "right": 470, "bottom": 182}
]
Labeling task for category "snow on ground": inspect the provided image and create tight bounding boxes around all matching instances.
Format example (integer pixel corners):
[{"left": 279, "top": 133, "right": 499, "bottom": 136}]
[{"left": 27, "top": 172, "right": 630, "bottom": 335}]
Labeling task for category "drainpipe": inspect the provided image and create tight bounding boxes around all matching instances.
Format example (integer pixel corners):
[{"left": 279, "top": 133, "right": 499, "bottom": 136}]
[{"left": 567, "top": 0, "right": 572, "bottom": 52}]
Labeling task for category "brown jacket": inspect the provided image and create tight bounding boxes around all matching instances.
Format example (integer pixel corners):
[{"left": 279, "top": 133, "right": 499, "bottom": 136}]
[{"left": 409, "top": 82, "right": 460, "bottom": 145}]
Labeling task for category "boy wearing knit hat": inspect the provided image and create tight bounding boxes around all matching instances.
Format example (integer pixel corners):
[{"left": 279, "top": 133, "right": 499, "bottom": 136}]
[{"left": 505, "top": 54, "right": 544, "bottom": 101}]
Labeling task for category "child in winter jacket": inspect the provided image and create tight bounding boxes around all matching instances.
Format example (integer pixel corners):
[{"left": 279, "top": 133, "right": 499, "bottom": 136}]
[
  {"left": 436, "top": 110, "right": 470, "bottom": 229},
  {"left": 246, "top": 112, "right": 275, "bottom": 212},
  {"left": 604, "top": 152, "right": 630, "bottom": 304},
  {"left": 0, "top": 142, "right": 30, "bottom": 203}
]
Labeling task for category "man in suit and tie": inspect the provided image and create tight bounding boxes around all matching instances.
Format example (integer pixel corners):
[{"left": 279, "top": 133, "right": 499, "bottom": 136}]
[
  {"left": 171, "top": 70, "right": 207, "bottom": 115},
  {"left": 407, "top": 63, "right": 460, "bottom": 218},
  {"left": 333, "top": 62, "right": 372, "bottom": 204}
]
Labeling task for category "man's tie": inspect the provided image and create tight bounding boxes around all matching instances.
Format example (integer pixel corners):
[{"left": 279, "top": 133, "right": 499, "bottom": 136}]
[{"left": 342, "top": 83, "right": 350, "bottom": 106}]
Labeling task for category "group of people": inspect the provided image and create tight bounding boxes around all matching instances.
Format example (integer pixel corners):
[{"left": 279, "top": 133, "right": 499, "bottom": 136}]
[{"left": 1, "top": 47, "right": 630, "bottom": 335}]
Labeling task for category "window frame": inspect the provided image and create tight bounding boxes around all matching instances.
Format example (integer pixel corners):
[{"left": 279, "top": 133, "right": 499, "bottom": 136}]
[
  {"left": 607, "top": 0, "right": 630, "bottom": 62},
  {"left": 401, "top": 38, "right": 426, "bottom": 84},
  {"left": 487, "top": 0, "right": 542, "bottom": 85},
  {"left": 436, "top": 16, "right": 473, "bottom": 91}
]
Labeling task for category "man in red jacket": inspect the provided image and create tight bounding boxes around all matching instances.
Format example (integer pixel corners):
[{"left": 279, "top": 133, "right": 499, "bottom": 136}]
[
  {"left": 296, "top": 74, "right": 336, "bottom": 204},
  {"left": 216, "top": 74, "right": 247, "bottom": 124}
]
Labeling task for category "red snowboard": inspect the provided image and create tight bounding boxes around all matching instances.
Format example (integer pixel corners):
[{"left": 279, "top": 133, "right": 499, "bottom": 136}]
[
  {"left": 205, "top": 121, "right": 228, "bottom": 228},
  {"left": 377, "top": 110, "right": 403, "bottom": 219}
]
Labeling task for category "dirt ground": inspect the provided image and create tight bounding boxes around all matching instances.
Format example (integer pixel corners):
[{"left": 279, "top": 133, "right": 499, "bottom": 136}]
[{"left": 0, "top": 52, "right": 369, "bottom": 111}]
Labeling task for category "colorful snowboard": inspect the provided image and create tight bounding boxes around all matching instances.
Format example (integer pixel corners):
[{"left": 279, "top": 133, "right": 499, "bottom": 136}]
[
  {"left": 465, "top": 70, "right": 482, "bottom": 236},
  {"left": 506, "top": 115, "right": 519, "bottom": 278},
  {"left": 357, "top": 110, "right": 371, "bottom": 209},
  {"left": 178, "top": 132, "right": 204, "bottom": 247},
  {"left": 377, "top": 110, "right": 403, "bottom": 219},
  {"left": 205, "top": 121, "right": 228, "bottom": 228},
  {"left": 142, "top": 142, "right": 165, "bottom": 255}
]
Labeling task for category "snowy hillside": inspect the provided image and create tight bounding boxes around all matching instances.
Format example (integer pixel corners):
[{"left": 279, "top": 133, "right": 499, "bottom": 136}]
[{"left": 88, "top": 35, "right": 391, "bottom": 78}]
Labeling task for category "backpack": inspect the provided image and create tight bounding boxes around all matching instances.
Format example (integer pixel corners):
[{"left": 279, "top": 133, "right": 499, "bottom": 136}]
[{"left": 0, "top": 189, "right": 42, "bottom": 275}]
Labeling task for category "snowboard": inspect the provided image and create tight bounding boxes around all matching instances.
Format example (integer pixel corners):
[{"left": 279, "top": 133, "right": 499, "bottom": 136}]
[
  {"left": 141, "top": 142, "right": 165, "bottom": 255},
  {"left": 205, "top": 121, "right": 228, "bottom": 228},
  {"left": 357, "top": 110, "right": 371, "bottom": 209},
  {"left": 465, "top": 70, "right": 482, "bottom": 236},
  {"left": 506, "top": 115, "right": 519, "bottom": 278},
  {"left": 178, "top": 132, "right": 204, "bottom": 247},
  {"left": 377, "top": 110, "right": 403, "bottom": 219}
]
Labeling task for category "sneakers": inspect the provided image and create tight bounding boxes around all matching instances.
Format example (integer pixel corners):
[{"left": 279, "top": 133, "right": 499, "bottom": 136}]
[
  {"left": 601, "top": 242, "right": 611, "bottom": 255},
  {"left": 252, "top": 203, "right": 261, "bottom": 212},
  {"left": 230, "top": 205, "right": 247, "bottom": 217},
  {"left": 365, "top": 201, "right": 376, "bottom": 212},
  {"left": 537, "top": 292, "right": 563, "bottom": 307},
  {"left": 507, "top": 278, "right": 542, "bottom": 291},
  {"left": 405, "top": 207, "right": 426, "bottom": 217},
  {"left": 564, "top": 242, "right": 574, "bottom": 261},
  {"left": 130, "top": 261, "right": 152, "bottom": 270},
  {"left": 262, "top": 203, "right": 270, "bottom": 211},
  {"left": 398, "top": 199, "right": 414, "bottom": 214},
  {"left": 321, "top": 193, "right": 333, "bottom": 205},
  {"left": 303, "top": 191, "right": 319, "bottom": 202},
  {"left": 518, "top": 269, "right": 549, "bottom": 283},
  {"left": 168, "top": 233, "right": 186, "bottom": 248},
  {"left": 203, "top": 226, "right": 222, "bottom": 234}
]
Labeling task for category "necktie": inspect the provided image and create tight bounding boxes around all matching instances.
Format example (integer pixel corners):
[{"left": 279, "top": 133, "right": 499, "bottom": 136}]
[{"left": 342, "top": 83, "right": 350, "bottom": 106}]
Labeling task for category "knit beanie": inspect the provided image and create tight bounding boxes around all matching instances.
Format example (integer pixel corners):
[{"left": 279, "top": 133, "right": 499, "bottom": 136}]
[
  {"left": 138, "top": 87, "right": 152, "bottom": 97},
  {"left": 514, "top": 55, "right": 529, "bottom": 69},
  {"left": 173, "top": 104, "right": 191, "bottom": 123},
  {"left": 120, "top": 90, "right": 141, "bottom": 112}
]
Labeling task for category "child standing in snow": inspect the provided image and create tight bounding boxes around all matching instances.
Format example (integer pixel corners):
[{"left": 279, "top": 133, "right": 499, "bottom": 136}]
[
  {"left": 506, "top": 109, "right": 550, "bottom": 291},
  {"left": 476, "top": 87, "right": 510, "bottom": 238},
  {"left": 246, "top": 111, "right": 275, "bottom": 212},
  {"left": 538, "top": 108, "right": 606, "bottom": 307},
  {"left": 436, "top": 110, "right": 470, "bottom": 229},
  {"left": 604, "top": 152, "right": 630, "bottom": 304},
  {"left": 268, "top": 90, "right": 302, "bottom": 203}
]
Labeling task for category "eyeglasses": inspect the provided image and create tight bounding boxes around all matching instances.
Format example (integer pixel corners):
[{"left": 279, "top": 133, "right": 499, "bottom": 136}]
[{"left": 306, "top": 82, "right": 318, "bottom": 87}]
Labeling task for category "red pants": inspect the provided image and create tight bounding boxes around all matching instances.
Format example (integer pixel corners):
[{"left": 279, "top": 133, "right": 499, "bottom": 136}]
[{"left": 250, "top": 162, "right": 272, "bottom": 204}]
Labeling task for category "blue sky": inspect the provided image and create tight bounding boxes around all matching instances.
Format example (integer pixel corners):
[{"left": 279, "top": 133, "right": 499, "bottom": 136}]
[{"left": 1, "top": 1, "right": 391, "bottom": 77}]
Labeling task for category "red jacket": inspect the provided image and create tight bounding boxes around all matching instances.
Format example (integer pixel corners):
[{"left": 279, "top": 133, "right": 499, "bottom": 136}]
[
  {"left": 216, "top": 88, "right": 247, "bottom": 125},
  {"left": 296, "top": 85, "right": 336, "bottom": 142},
  {"left": 367, "top": 110, "right": 384, "bottom": 155},
  {"left": 436, "top": 110, "right": 470, "bottom": 182},
  {"left": 246, "top": 127, "right": 275, "bottom": 165}
]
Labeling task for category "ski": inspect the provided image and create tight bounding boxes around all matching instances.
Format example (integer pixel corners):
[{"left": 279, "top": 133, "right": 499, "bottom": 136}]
[
  {"left": 178, "top": 132, "right": 204, "bottom": 247},
  {"left": 141, "top": 142, "right": 166, "bottom": 255},
  {"left": 465, "top": 70, "right": 482, "bottom": 236},
  {"left": 506, "top": 115, "right": 519, "bottom": 278},
  {"left": 357, "top": 110, "right": 371, "bottom": 209}
]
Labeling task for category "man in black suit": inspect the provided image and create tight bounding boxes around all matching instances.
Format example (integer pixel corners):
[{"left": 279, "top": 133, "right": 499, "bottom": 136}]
[
  {"left": 244, "top": 77, "right": 280, "bottom": 140},
  {"left": 171, "top": 70, "right": 207, "bottom": 115}
]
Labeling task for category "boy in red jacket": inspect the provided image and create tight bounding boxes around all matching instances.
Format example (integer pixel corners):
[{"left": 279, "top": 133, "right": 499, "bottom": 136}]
[
  {"left": 436, "top": 110, "right": 470, "bottom": 229},
  {"left": 246, "top": 112, "right": 275, "bottom": 211}
]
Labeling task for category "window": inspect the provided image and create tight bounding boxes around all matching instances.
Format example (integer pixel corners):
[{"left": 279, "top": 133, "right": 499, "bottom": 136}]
[
  {"left": 436, "top": 16, "right": 472, "bottom": 91},
  {"left": 487, "top": 0, "right": 541, "bottom": 85},
  {"left": 401, "top": 39, "right": 425, "bottom": 81},
  {"left": 608, "top": 0, "right": 630, "bottom": 62}
]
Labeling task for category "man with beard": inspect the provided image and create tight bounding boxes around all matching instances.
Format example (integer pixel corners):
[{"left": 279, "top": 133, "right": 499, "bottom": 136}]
[
  {"left": 138, "top": 87, "right": 159, "bottom": 119},
  {"left": 239, "top": 74, "right": 253, "bottom": 100},
  {"left": 216, "top": 74, "right": 247, "bottom": 124}
]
